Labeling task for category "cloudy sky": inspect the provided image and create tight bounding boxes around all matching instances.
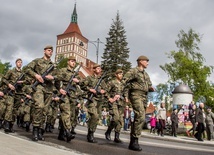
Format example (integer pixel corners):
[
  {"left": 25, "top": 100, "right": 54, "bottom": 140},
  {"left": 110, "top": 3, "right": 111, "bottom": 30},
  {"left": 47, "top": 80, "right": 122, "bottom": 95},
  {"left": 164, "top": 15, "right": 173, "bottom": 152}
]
[{"left": 0, "top": 0, "right": 214, "bottom": 86}]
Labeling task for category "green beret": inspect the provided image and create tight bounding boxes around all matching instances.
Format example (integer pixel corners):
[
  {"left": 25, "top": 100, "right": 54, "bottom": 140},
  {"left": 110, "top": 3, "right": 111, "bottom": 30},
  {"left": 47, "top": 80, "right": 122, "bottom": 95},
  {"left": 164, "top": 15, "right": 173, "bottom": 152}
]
[
  {"left": 93, "top": 64, "right": 101, "bottom": 69},
  {"left": 137, "top": 55, "right": 149, "bottom": 61},
  {"left": 44, "top": 45, "right": 53, "bottom": 50},
  {"left": 115, "top": 69, "right": 123, "bottom": 74},
  {"left": 68, "top": 56, "right": 76, "bottom": 61}
]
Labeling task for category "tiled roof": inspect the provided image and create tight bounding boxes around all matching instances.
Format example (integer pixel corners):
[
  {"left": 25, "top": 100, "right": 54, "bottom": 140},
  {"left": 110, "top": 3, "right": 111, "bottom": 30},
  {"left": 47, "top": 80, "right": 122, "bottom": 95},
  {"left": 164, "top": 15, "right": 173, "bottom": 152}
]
[{"left": 63, "top": 23, "right": 82, "bottom": 35}]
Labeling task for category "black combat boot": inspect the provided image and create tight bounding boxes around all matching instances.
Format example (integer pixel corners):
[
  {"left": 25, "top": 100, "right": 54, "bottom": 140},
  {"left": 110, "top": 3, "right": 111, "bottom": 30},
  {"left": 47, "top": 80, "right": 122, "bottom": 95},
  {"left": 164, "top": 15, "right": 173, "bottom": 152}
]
[
  {"left": 114, "top": 132, "right": 122, "bottom": 143},
  {"left": 65, "top": 129, "right": 75, "bottom": 142},
  {"left": 58, "top": 128, "right": 65, "bottom": 141},
  {"left": 9, "top": 123, "right": 15, "bottom": 133},
  {"left": 128, "top": 136, "right": 142, "bottom": 151},
  {"left": 4, "top": 121, "right": 10, "bottom": 133},
  {"left": 0, "top": 119, "right": 3, "bottom": 129},
  {"left": 71, "top": 126, "right": 76, "bottom": 135},
  {"left": 38, "top": 128, "right": 45, "bottom": 141},
  {"left": 87, "top": 130, "right": 97, "bottom": 143},
  {"left": 32, "top": 127, "right": 39, "bottom": 141},
  {"left": 45, "top": 123, "right": 50, "bottom": 132},
  {"left": 105, "top": 127, "right": 112, "bottom": 141},
  {"left": 25, "top": 122, "right": 30, "bottom": 132}
]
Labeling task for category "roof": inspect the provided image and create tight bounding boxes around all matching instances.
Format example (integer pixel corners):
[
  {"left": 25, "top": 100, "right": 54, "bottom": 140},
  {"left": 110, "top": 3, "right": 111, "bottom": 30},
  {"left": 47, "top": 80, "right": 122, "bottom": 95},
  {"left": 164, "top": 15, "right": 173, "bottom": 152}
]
[
  {"left": 172, "top": 84, "right": 193, "bottom": 94},
  {"left": 63, "top": 23, "right": 82, "bottom": 35}
]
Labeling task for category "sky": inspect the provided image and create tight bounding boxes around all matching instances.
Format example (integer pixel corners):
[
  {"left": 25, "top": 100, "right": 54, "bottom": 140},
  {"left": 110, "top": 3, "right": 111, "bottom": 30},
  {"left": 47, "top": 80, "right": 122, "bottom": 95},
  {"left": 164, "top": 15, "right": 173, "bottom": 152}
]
[{"left": 0, "top": 0, "right": 214, "bottom": 86}]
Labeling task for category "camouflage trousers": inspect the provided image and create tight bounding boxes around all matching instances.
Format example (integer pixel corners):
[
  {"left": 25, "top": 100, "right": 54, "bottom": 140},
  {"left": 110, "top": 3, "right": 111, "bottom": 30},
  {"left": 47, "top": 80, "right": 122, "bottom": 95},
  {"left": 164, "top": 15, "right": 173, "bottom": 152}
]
[
  {"left": 87, "top": 99, "right": 100, "bottom": 132},
  {"left": 4, "top": 95, "right": 14, "bottom": 122},
  {"left": 129, "top": 92, "right": 146, "bottom": 138},
  {"left": 108, "top": 103, "right": 124, "bottom": 133},
  {"left": 70, "top": 103, "right": 79, "bottom": 128},
  {"left": 46, "top": 103, "right": 58, "bottom": 127},
  {"left": 31, "top": 86, "right": 52, "bottom": 128},
  {"left": 0, "top": 98, "right": 6, "bottom": 120},
  {"left": 59, "top": 96, "right": 72, "bottom": 130},
  {"left": 23, "top": 101, "right": 32, "bottom": 122}
]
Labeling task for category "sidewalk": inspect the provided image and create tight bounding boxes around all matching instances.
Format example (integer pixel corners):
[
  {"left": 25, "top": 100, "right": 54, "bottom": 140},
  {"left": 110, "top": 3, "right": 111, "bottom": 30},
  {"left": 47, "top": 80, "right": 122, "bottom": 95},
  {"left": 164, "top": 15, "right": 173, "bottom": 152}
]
[
  {"left": 0, "top": 131, "right": 84, "bottom": 155},
  {"left": 96, "top": 125, "right": 214, "bottom": 147}
]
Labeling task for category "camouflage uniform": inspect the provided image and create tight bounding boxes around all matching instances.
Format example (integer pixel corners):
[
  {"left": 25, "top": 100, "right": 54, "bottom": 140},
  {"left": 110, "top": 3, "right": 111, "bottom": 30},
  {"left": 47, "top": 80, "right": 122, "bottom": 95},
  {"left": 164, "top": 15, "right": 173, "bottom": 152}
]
[
  {"left": 124, "top": 59, "right": 153, "bottom": 151},
  {"left": 55, "top": 66, "right": 82, "bottom": 142},
  {"left": 80, "top": 73, "right": 107, "bottom": 143},
  {"left": 1, "top": 67, "right": 24, "bottom": 132},
  {"left": 25, "top": 57, "right": 54, "bottom": 141},
  {"left": 105, "top": 78, "right": 125, "bottom": 143},
  {"left": 0, "top": 86, "right": 6, "bottom": 129}
]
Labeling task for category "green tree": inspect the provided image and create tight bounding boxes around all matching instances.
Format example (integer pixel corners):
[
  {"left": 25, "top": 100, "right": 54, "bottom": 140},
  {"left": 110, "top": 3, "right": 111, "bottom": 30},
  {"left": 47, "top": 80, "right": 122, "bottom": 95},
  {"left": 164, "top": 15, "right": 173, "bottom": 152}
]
[
  {"left": 0, "top": 60, "right": 12, "bottom": 77},
  {"left": 101, "top": 11, "right": 131, "bottom": 77},
  {"left": 160, "top": 28, "right": 214, "bottom": 107}
]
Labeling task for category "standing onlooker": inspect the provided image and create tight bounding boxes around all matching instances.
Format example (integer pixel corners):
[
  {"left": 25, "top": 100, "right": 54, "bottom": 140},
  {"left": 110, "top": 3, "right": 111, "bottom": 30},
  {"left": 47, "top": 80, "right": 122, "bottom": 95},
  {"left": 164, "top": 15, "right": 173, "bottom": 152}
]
[
  {"left": 150, "top": 113, "right": 156, "bottom": 134},
  {"left": 195, "top": 102, "right": 205, "bottom": 141},
  {"left": 123, "top": 105, "right": 130, "bottom": 131},
  {"left": 102, "top": 108, "right": 108, "bottom": 126},
  {"left": 171, "top": 108, "right": 178, "bottom": 137},
  {"left": 186, "top": 104, "right": 196, "bottom": 137},
  {"left": 157, "top": 102, "right": 166, "bottom": 137},
  {"left": 205, "top": 107, "right": 214, "bottom": 141}
]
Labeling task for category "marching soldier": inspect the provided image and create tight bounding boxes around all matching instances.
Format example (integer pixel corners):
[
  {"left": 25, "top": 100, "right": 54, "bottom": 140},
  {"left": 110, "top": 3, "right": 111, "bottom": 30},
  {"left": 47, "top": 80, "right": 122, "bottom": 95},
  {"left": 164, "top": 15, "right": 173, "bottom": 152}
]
[
  {"left": 105, "top": 69, "right": 126, "bottom": 143},
  {"left": 1, "top": 58, "right": 24, "bottom": 133},
  {"left": 0, "top": 90, "right": 5, "bottom": 129},
  {"left": 55, "top": 56, "right": 81, "bottom": 142},
  {"left": 80, "top": 64, "right": 107, "bottom": 143},
  {"left": 25, "top": 45, "right": 55, "bottom": 141},
  {"left": 123, "top": 55, "right": 155, "bottom": 151}
]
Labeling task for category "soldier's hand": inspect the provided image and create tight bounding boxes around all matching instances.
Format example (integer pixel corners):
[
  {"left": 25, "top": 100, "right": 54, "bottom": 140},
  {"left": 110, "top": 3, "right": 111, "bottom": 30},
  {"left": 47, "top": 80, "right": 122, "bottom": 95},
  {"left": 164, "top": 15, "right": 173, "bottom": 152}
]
[
  {"left": 26, "top": 94, "right": 32, "bottom": 99},
  {"left": 125, "top": 97, "right": 129, "bottom": 103},
  {"left": 17, "top": 80, "right": 24, "bottom": 84},
  {"left": 35, "top": 74, "right": 44, "bottom": 83},
  {"left": 109, "top": 98, "right": 115, "bottom": 103},
  {"left": 8, "top": 83, "right": 15, "bottom": 90},
  {"left": 100, "top": 89, "right": 105, "bottom": 94},
  {"left": 45, "top": 75, "right": 54, "bottom": 80},
  {"left": 114, "top": 94, "right": 120, "bottom": 100},
  {"left": 60, "top": 89, "right": 67, "bottom": 95},
  {"left": 0, "top": 91, "right": 4, "bottom": 96},
  {"left": 73, "top": 78, "right": 79, "bottom": 83},
  {"left": 89, "top": 89, "right": 96, "bottom": 94},
  {"left": 54, "top": 97, "right": 60, "bottom": 101}
]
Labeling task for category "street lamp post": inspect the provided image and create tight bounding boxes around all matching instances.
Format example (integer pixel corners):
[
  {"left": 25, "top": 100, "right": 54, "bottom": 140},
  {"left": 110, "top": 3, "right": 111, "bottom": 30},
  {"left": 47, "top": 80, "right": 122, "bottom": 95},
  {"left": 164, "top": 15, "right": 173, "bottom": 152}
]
[{"left": 89, "top": 38, "right": 104, "bottom": 64}]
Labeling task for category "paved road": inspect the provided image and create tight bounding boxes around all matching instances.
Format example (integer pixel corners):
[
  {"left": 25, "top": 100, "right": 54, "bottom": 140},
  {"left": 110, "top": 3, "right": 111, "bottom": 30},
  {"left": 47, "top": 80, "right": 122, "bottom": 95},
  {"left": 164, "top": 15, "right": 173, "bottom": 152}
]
[{"left": 0, "top": 124, "right": 214, "bottom": 155}]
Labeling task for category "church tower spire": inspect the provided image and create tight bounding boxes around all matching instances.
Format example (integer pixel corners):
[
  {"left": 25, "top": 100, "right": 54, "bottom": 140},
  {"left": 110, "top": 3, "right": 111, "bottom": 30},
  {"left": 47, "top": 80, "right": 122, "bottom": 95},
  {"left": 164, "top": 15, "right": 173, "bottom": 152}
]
[{"left": 71, "top": 3, "right": 77, "bottom": 23}]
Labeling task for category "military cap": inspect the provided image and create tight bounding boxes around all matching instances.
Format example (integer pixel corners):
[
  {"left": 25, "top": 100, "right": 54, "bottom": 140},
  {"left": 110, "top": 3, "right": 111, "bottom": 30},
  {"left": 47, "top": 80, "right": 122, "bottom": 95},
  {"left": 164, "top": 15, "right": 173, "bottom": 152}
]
[
  {"left": 137, "top": 55, "right": 149, "bottom": 61},
  {"left": 68, "top": 56, "right": 76, "bottom": 61},
  {"left": 44, "top": 45, "right": 53, "bottom": 50},
  {"left": 15, "top": 58, "right": 22, "bottom": 63},
  {"left": 93, "top": 64, "right": 101, "bottom": 69},
  {"left": 115, "top": 69, "right": 123, "bottom": 74}
]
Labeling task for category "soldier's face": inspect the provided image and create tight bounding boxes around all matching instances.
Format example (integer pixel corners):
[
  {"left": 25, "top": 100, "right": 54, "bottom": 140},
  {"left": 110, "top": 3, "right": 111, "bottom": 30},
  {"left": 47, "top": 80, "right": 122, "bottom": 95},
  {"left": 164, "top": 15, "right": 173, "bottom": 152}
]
[
  {"left": 68, "top": 60, "right": 76, "bottom": 68},
  {"left": 116, "top": 73, "right": 123, "bottom": 80},
  {"left": 44, "top": 49, "right": 53, "bottom": 58},
  {"left": 94, "top": 67, "right": 102, "bottom": 74},
  {"left": 140, "top": 60, "right": 149, "bottom": 68},
  {"left": 16, "top": 60, "right": 22, "bottom": 69}
]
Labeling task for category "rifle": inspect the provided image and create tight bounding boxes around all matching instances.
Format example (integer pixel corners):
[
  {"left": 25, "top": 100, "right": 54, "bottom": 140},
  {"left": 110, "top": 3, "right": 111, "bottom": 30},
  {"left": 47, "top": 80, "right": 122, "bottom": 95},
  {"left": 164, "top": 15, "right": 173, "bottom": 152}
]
[
  {"left": 4, "top": 73, "right": 25, "bottom": 96},
  {"left": 85, "top": 71, "right": 107, "bottom": 107},
  {"left": 31, "top": 58, "right": 63, "bottom": 91},
  {"left": 60, "top": 63, "right": 82, "bottom": 103}
]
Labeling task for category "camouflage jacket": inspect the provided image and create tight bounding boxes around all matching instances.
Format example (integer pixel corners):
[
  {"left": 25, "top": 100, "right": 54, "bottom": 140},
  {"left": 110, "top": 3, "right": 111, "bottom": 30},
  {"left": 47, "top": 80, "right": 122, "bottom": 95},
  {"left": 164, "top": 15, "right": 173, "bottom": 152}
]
[
  {"left": 80, "top": 73, "right": 108, "bottom": 100},
  {"left": 1, "top": 67, "right": 24, "bottom": 94},
  {"left": 25, "top": 57, "right": 54, "bottom": 91},
  {"left": 123, "top": 67, "right": 152, "bottom": 93},
  {"left": 55, "top": 66, "right": 82, "bottom": 99}
]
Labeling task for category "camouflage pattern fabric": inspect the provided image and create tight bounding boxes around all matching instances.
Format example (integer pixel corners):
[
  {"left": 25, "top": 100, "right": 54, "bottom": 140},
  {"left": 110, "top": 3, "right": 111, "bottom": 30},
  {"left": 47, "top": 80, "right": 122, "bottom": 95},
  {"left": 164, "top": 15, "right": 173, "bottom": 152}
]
[{"left": 123, "top": 67, "right": 152, "bottom": 138}]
